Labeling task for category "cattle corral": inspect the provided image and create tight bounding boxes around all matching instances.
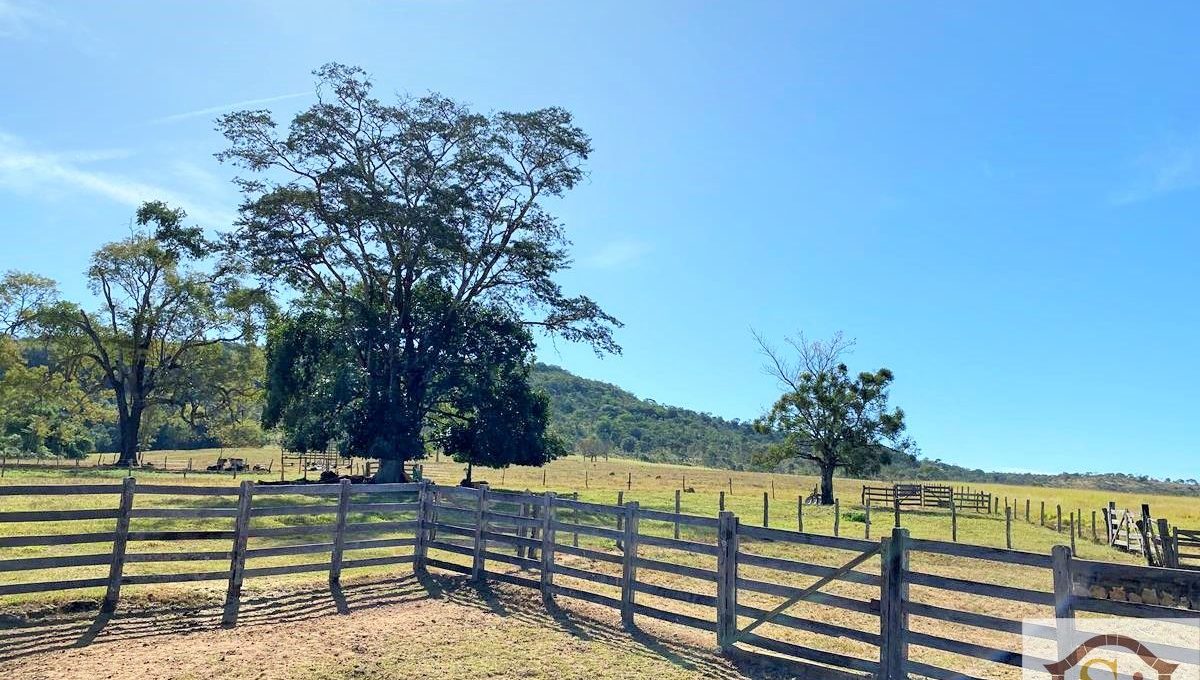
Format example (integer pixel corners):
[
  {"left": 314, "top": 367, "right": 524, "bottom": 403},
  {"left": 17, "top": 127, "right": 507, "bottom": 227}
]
[{"left": 0, "top": 469, "right": 1197, "bottom": 680}]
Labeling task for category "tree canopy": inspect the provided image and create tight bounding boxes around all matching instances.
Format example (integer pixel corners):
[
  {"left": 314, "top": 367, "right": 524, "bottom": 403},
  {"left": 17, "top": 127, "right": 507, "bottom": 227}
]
[{"left": 218, "top": 64, "right": 618, "bottom": 480}]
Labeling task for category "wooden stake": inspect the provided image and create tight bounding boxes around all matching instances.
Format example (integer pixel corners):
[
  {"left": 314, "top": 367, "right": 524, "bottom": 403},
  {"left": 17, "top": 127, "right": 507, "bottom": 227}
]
[
  {"left": 539, "top": 492, "right": 556, "bottom": 604},
  {"left": 620, "top": 501, "right": 639, "bottom": 627},
  {"left": 616, "top": 491, "right": 624, "bottom": 551},
  {"left": 1005, "top": 505, "right": 1012, "bottom": 549},
  {"left": 716, "top": 510, "right": 737, "bottom": 650},
  {"left": 329, "top": 479, "right": 352, "bottom": 588},
  {"left": 101, "top": 477, "right": 136, "bottom": 613},
  {"left": 865, "top": 500, "right": 872, "bottom": 539},
  {"left": 762, "top": 491, "right": 769, "bottom": 528},
  {"left": 950, "top": 498, "right": 957, "bottom": 542},
  {"left": 797, "top": 495, "right": 803, "bottom": 533},
  {"left": 674, "top": 489, "right": 682, "bottom": 539},
  {"left": 879, "top": 528, "right": 910, "bottom": 679},
  {"left": 222, "top": 480, "right": 255, "bottom": 626},
  {"left": 471, "top": 485, "right": 488, "bottom": 581},
  {"left": 834, "top": 499, "right": 840, "bottom": 537},
  {"left": 1051, "top": 546, "right": 1075, "bottom": 660}
]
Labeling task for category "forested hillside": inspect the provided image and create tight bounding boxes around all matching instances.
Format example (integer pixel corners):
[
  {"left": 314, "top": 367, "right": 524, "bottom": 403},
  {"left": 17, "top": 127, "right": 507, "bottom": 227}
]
[
  {"left": 532, "top": 363, "right": 1200, "bottom": 496},
  {"left": 530, "top": 363, "right": 775, "bottom": 470}
]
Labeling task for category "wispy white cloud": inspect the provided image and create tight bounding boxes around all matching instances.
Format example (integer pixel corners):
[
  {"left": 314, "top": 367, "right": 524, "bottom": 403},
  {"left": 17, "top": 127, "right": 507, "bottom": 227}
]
[
  {"left": 584, "top": 239, "right": 652, "bottom": 269},
  {"left": 150, "top": 92, "right": 310, "bottom": 124},
  {"left": 0, "top": 0, "right": 44, "bottom": 38},
  {"left": 1111, "top": 132, "right": 1200, "bottom": 205},
  {"left": 0, "top": 131, "right": 237, "bottom": 227}
]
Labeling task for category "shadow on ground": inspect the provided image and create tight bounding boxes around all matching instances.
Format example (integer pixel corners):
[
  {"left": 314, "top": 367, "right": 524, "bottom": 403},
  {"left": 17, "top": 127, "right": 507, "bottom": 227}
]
[{"left": 0, "top": 572, "right": 820, "bottom": 679}]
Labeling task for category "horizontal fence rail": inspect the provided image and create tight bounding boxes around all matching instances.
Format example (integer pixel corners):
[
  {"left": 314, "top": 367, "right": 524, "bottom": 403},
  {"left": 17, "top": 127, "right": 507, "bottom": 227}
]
[{"left": 2, "top": 478, "right": 1197, "bottom": 679}]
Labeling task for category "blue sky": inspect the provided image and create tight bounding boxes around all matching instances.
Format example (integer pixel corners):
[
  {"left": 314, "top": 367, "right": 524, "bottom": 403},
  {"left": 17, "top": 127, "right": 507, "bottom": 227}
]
[{"left": 1, "top": 2, "right": 1197, "bottom": 478}]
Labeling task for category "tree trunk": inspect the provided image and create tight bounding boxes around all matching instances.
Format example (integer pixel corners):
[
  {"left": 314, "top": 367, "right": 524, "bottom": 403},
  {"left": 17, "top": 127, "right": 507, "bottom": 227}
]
[
  {"left": 116, "top": 405, "right": 142, "bottom": 467},
  {"left": 373, "top": 422, "right": 421, "bottom": 483},
  {"left": 375, "top": 459, "right": 411, "bottom": 483},
  {"left": 819, "top": 462, "right": 836, "bottom": 505}
]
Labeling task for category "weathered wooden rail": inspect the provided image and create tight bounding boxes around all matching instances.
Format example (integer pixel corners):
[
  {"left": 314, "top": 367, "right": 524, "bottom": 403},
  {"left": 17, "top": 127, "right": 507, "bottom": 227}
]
[{"left": 2, "top": 480, "right": 1198, "bottom": 679}]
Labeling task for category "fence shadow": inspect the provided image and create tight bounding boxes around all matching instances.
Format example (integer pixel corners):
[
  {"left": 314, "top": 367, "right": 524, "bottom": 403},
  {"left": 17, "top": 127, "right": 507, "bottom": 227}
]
[
  {"left": 0, "top": 572, "right": 799, "bottom": 679},
  {"left": 0, "top": 574, "right": 429, "bottom": 664}
]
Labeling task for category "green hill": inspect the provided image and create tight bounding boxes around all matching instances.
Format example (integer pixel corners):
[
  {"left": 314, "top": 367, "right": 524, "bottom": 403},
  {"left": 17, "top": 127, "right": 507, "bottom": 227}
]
[
  {"left": 530, "top": 363, "right": 772, "bottom": 470},
  {"left": 532, "top": 363, "right": 1200, "bottom": 496}
]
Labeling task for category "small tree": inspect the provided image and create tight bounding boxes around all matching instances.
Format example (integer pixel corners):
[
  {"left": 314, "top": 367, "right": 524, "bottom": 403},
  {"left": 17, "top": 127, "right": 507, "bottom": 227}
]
[
  {"left": 46, "top": 202, "right": 263, "bottom": 466},
  {"left": 753, "top": 331, "right": 909, "bottom": 505},
  {"left": 439, "top": 360, "right": 566, "bottom": 486}
]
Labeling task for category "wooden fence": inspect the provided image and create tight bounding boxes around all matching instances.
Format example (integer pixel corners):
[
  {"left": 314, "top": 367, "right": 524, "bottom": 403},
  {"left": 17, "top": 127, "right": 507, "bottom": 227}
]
[
  {"left": 2, "top": 480, "right": 1198, "bottom": 679},
  {"left": 860, "top": 483, "right": 990, "bottom": 513}
]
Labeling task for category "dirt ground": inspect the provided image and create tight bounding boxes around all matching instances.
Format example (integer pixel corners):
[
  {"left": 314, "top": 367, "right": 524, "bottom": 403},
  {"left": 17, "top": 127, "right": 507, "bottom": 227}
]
[{"left": 0, "top": 573, "right": 799, "bottom": 680}]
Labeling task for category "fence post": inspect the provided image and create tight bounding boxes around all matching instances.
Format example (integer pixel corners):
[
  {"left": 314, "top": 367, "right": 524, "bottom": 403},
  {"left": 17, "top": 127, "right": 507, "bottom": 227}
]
[
  {"left": 865, "top": 500, "right": 872, "bottom": 539},
  {"left": 539, "top": 492, "right": 556, "bottom": 604},
  {"left": 675, "top": 489, "right": 682, "bottom": 539},
  {"left": 1092, "top": 511, "right": 1098, "bottom": 543},
  {"left": 1025, "top": 498, "right": 1030, "bottom": 522},
  {"left": 1005, "top": 505, "right": 1013, "bottom": 549},
  {"left": 892, "top": 484, "right": 901, "bottom": 528},
  {"left": 620, "top": 501, "right": 640, "bottom": 627},
  {"left": 572, "top": 492, "right": 580, "bottom": 548},
  {"left": 834, "top": 498, "right": 840, "bottom": 537},
  {"left": 472, "top": 485, "right": 488, "bottom": 581},
  {"left": 1040, "top": 500, "right": 1046, "bottom": 527},
  {"left": 716, "top": 510, "right": 738, "bottom": 650},
  {"left": 414, "top": 481, "right": 431, "bottom": 572},
  {"left": 719, "top": 490, "right": 725, "bottom": 513},
  {"left": 1051, "top": 545, "right": 1075, "bottom": 659},
  {"left": 762, "top": 491, "right": 769, "bottom": 528},
  {"left": 329, "top": 479, "right": 352, "bottom": 588},
  {"left": 1156, "top": 519, "right": 1176, "bottom": 568},
  {"left": 1056, "top": 504, "right": 1062, "bottom": 533},
  {"left": 797, "top": 495, "right": 803, "bottom": 532},
  {"left": 879, "top": 527, "right": 910, "bottom": 680},
  {"left": 101, "top": 476, "right": 136, "bottom": 613},
  {"left": 616, "top": 490, "right": 625, "bottom": 551},
  {"left": 515, "top": 494, "right": 529, "bottom": 559},
  {"left": 950, "top": 497, "right": 957, "bottom": 542},
  {"left": 222, "top": 479, "right": 255, "bottom": 626}
]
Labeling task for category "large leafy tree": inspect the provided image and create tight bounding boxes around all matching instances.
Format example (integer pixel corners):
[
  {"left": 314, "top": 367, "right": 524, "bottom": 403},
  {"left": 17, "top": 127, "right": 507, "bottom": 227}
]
[
  {"left": 0, "top": 272, "right": 106, "bottom": 456},
  {"left": 753, "top": 332, "right": 909, "bottom": 504},
  {"left": 45, "top": 202, "right": 263, "bottom": 466},
  {"left": 218, "top": 64, "right": 619, "bottom": 480}
]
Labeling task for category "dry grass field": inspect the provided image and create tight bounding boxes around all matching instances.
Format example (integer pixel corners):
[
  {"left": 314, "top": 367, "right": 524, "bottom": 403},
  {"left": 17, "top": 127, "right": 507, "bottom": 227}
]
[{"left": 1, "top": 447, "right": 1196, "bottom": 679}]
